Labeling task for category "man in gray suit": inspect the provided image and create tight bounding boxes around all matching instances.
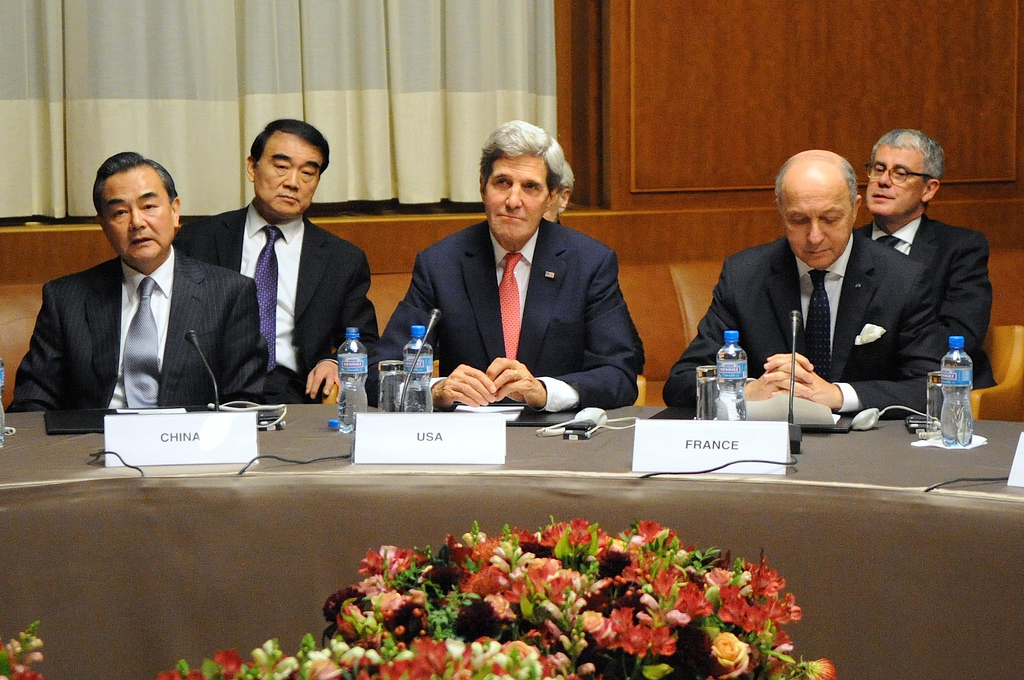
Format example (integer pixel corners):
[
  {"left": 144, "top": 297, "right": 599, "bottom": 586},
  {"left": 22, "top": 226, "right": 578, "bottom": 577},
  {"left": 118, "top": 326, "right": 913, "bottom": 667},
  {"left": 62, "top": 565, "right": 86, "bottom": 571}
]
[{"left": 10, "top": 152, "right": 266, "bottom": 411}]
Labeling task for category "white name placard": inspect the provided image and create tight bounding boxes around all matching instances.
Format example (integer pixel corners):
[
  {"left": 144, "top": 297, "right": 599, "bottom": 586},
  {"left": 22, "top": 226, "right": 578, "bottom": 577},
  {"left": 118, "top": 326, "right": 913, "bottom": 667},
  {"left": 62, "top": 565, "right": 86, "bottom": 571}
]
[
  {"left": 104, "top": 411, "right": 258, "bottom": 467},
  {"left": 632, "top": 419, "right": 790, "bottom": 475},
  {"left": 354, "top": 412, "right": 506, "bottom": 465},
  {"left": 1008, "top": 433, "right": 1024, "bottom": 488}
]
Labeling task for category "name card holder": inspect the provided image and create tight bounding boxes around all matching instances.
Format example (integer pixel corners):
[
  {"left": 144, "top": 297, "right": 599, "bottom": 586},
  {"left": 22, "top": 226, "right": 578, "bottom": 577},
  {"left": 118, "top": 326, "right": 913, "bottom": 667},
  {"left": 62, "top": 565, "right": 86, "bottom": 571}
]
[
  {"left": 104, "top": 411, "right": 258, "bottom": 467},
  {"left": 354, "top": 413, "right": 506, "bottom": 465},
  {"left": 1008, "top": 433, "right": 1024, "bottom": 488},
  {"left": 632, "top": 419, "right": 790, "bottom": 475}
]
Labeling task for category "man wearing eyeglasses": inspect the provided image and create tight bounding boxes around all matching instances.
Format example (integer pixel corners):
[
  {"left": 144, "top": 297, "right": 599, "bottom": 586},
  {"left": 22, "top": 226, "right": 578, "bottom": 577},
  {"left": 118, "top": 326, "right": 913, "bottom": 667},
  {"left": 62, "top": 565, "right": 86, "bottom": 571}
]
[{"left": 857, "top": 129, "right": 993, "bottom": 387}]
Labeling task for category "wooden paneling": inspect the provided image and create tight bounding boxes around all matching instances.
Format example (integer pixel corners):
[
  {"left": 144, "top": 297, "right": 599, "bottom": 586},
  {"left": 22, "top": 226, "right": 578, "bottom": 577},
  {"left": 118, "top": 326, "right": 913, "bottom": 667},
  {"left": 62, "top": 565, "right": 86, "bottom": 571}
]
[{"left": 607, "top": 0, "right": 1021, "bottom": 209}]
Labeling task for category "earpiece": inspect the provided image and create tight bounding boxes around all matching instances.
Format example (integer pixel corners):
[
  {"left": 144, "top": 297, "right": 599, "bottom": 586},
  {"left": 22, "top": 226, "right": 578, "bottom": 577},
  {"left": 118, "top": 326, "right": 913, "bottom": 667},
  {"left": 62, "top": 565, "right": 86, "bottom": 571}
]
[
  {"left": 536, "top": 407, "right": 609, "bottom": 436},
  {"left": 850, "top": 405, "right": 929, "bottom": 431}
]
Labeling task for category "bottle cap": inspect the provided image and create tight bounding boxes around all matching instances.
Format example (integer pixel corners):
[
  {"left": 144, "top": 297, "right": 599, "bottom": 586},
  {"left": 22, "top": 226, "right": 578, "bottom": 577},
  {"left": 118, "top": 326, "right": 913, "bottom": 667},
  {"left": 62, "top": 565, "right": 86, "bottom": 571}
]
[
  {"left": 411, "top": 324, "right": 426, "bottom": 338},
  {"left": 345, "top": 327, "right": 360, "bottom": 339},
  {"left": 328, "top": 419, "right": 340, "bottom": 430},
  {"left": 948, "top": 335, "right": 965, "bottom": 350},
  {"left": 724, "top": 330, "right": 739, "bottom": 344}
]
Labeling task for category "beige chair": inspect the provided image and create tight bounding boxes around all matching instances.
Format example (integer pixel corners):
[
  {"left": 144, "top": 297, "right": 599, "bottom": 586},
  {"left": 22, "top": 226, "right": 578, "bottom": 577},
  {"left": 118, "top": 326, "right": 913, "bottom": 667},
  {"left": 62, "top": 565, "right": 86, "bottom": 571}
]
[
  {"left": 668, "top": 261, "right": 721, "bottom": 345},
  {"left": 970, "top": 324, "right": 1024, "bottom": 421},
  {"left": 0, "top": 284, "right": 44, "bottom": 408}
]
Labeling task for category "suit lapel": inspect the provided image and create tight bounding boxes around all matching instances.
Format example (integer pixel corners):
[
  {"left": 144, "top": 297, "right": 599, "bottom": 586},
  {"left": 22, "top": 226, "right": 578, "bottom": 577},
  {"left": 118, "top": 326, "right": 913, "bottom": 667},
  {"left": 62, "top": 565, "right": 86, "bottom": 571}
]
[
  {"left": 88, "top": 260, "right": 126, "bottom": 398},
  {"left": 161, "top": 257, "right": 204, "bottom": 401},
  {"left": 765, "top": 241, "right": 804, "bottom": 353},
  {"left": 462, "top": 224, "right": 505, "bottom": 360},
  {"left": 517, "top": 223, "right": 567, "bottom": 367},
  {"left": 831, "top": 238, "right": 876, "bottom": 378},
  {"left": 907, "top": 215, "right": 938, "bottom": 266},
  {"left": 217, "top": 209, "right": 246, "bottom": 270},
  {"left": 294, "top": 218, "right": 327, "bottom": 322}
]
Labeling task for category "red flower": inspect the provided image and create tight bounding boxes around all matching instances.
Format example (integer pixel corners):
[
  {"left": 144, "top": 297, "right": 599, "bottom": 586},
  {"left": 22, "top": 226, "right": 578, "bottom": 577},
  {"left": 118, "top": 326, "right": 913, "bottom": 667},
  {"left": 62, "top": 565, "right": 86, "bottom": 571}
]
[
  {"left": 717, "top": 585, "right": 768, "bottom": 633},
  {"left": 748, "top": 555, "right": 785, "bottom": 598},
  {"left": 670, "top": 581, "right": 714, "bottom": 622},
  {"left": 445, "top": 534, "right": 474, "bottom": 566},
  {"left": 213, "top": 649, "right": 245, "bottom": 679},
  {"left": 463, "top": 565, "right": 510, "bottom": 596},
  {"left": 633, "top": 520, "right": 676, "bottom": 545}
]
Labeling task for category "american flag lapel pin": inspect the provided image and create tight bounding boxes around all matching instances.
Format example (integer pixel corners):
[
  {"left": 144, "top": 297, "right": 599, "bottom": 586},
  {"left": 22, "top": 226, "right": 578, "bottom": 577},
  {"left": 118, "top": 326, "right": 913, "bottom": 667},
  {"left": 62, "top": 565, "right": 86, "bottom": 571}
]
[{"left": 545, "top": 271, "right": 555, "bottom": 279}]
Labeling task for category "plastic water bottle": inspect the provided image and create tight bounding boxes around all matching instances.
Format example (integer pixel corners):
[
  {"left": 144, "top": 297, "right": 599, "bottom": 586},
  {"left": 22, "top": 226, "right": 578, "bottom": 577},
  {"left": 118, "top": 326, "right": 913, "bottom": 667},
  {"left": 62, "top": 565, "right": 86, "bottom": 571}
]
[
  {"left": 940, "top": 335, "right": 973, "bottom": 447},
  {"left": 716, "top": 330, "right": 747, "bottom": 421},
  {"left": 337, "top": 327, "right": 368, "bottom": 433},
  {"left": 403, "top": 324, "right": 433, "bottom": 413},
  {"left": 0, "top": 355, "right": 6, "bottom": 448}
]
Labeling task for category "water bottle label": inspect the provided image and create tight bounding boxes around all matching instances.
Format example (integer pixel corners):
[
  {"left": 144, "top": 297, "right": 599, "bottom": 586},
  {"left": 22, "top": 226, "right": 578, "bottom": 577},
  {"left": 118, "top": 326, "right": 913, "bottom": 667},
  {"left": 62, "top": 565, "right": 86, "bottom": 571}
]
[
  {"left": 941, "top": 367, "right": 972, "bottom": 386},
  {"left": 404, "top": 356, "right": 432, "bottom": 374},
  {"left": 717, "top": 361, "right": 746, "bottom": 380},
  {"left": 341, "top": 355, "right": 368, "bottom": 373}
]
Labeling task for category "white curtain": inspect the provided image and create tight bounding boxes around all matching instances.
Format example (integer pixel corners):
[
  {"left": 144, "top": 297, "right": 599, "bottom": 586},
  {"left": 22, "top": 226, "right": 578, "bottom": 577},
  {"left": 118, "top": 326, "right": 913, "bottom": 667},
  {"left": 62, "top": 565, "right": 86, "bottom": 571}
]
[{"left": 0, "top": 0, "right": 556, "bottom": 218}]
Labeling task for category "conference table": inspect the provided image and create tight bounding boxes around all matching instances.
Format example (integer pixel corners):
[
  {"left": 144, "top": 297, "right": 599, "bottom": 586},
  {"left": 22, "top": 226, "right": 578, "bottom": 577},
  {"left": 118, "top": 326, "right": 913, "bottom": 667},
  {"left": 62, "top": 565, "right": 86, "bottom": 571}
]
[{"left": 2, "top": 405, "right": 1023, "bottom": 680}]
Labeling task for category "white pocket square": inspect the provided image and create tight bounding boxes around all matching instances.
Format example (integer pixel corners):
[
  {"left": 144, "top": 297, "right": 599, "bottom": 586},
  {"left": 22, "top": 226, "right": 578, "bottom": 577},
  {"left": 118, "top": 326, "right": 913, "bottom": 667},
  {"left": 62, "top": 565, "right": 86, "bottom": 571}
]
[{"left": 854, "top": 324, "right": 886, "bottom": 345}]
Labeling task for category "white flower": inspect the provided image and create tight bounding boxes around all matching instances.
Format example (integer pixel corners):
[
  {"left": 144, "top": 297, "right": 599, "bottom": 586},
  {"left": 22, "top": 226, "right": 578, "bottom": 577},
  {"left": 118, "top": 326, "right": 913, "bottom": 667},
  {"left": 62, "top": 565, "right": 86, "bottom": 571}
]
[{"left": 855, "top": 323, "right": 887, "bottom": 345}]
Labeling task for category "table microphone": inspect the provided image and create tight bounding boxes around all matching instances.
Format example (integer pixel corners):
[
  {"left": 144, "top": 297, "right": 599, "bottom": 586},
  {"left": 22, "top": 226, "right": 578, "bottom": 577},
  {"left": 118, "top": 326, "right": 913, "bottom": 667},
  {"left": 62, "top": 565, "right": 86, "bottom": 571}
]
[
  {"left": 788, "top": 310, "right": 802, "bottom": 455},
  {"left": 185, "top": 330, "right": 220, "bottom": 411},
  {"left": 423, "top": 308, "right": 442, "bottom": 342},
  {"left": 400, "top": 308, "right": 442, "bottom": 412}
]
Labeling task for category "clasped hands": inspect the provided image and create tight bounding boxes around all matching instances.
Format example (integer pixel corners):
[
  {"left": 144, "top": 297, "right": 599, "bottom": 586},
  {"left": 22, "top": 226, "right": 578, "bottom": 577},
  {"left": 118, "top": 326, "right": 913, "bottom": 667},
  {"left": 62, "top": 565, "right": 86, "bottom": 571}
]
[
  {"left": 745, "top": 352, "right": 843, "bottom": 411},
  {"left": 432, "top": 357, "right": 547, "bottom": 409}
]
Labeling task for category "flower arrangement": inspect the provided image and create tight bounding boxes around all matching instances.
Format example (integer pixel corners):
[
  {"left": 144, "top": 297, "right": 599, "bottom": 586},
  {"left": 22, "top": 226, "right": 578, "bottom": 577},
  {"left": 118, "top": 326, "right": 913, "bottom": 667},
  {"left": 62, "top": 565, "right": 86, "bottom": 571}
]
[
  {"left": 160, "top": 519, "right": 835, "bottom": 680},
  {"left": 1, "top": 622, "right": 44, "bottom": 680}
]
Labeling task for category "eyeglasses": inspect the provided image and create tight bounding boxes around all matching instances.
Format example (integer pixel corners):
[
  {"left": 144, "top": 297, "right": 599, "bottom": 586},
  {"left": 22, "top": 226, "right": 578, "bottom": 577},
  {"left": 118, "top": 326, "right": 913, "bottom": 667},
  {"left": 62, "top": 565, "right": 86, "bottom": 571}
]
[{"left": 865, "top": 162, "right": 932, "bottom": 185}]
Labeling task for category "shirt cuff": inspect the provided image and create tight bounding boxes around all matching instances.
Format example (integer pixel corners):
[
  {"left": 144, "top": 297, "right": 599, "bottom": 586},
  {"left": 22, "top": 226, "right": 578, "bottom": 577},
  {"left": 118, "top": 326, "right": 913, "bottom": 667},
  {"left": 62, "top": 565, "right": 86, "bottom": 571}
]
[
  {"left": 538, "top": 377, "right": 580, "bottom": 412},
  {"left": 836, "top": 382, "right": 862, "bottom": 412}
]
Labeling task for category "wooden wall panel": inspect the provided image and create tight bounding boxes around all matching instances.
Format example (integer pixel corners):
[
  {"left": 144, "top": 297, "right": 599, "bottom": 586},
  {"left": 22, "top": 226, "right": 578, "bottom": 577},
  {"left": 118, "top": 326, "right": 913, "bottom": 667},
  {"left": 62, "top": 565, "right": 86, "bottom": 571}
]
[{"left": 611, "top": 0, "right": 1020, "bottom": 207}]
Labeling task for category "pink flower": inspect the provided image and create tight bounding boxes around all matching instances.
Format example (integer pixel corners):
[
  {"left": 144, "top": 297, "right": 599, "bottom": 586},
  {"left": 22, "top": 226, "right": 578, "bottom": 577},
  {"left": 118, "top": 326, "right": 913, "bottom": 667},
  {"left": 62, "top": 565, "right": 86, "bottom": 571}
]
[{"left": 705, "top": 567, "right": 735, "bottom": 587}]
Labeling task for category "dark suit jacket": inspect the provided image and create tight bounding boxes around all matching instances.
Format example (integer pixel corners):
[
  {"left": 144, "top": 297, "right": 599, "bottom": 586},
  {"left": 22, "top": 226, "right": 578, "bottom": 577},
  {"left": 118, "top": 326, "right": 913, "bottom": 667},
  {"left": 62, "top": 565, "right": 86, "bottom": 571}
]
[
  {"left": 663, "top": 236, "right": 945, "bottom": 412},
  {"left": 10, "top": 253, "right": 267, "bottom": 411},
  {"left": 374, "top": 220, "right": 644, "bottom": 409},
  {"left": 855, "top": 215, "right": 994, "bottom": 387},
  {"left": 174, "top": 208, "right": 379, "bottom": 399}
]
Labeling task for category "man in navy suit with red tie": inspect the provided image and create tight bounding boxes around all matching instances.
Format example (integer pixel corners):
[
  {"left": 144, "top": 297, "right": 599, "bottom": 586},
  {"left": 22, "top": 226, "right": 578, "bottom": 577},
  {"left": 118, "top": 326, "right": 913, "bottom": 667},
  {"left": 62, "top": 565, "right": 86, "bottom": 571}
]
[{"left": 374, "top": 120, "right": 643, "bottom": 411}]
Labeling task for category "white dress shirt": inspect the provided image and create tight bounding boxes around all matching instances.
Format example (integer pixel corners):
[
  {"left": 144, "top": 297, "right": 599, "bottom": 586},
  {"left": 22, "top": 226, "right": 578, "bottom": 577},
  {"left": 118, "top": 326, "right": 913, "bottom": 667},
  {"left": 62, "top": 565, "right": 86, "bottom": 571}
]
[
  {"left": 109, "top": 249, "right": 176, "bottom": 408},
  {"left": 794, "top": 237, "right": 862, "bottom": 412},
  {"left": 240, "top": 203, "right": 304, "bottom": 373},
  {"left": 486, "top": 230, "right": 580, "bottom": 412},
  {"left": 870, "top": 216, "right": 921, "bottom": 254}
]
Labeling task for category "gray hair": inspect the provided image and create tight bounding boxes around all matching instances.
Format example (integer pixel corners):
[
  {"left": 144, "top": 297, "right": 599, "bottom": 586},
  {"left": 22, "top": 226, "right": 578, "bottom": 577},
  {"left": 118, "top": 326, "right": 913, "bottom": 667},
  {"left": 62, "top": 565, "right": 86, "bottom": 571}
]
[
  {"left": 559, "top": 159, "right": 575, "bottom": 191},
  {"left": 479, "top": 120, "right": 563, "bottom": 191},
  {"left": 774, "top": 150, "right": 859, "bottom": 208},
  {"left": 871, "top": 128, "right": 945, "bottom": 179}
]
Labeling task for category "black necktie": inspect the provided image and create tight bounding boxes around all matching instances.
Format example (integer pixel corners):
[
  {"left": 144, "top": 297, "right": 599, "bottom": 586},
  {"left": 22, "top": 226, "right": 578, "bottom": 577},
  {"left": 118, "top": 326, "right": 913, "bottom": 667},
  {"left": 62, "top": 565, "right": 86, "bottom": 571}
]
[
  {"left": 877, "top": 234, "right": 904, "bottom": 251},
  {"left": 806, "top": 269, "right": 831, "bottom": 381}
]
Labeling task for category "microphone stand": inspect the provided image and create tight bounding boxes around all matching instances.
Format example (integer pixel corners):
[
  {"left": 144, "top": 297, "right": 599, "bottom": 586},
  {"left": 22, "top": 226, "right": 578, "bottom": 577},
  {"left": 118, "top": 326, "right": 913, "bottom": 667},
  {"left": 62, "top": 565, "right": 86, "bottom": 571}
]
[
  {"left": 186, "top": 330, "right": 219, "bottom": 411},
  {"left": 399, "top": 309, "right": 442, "bottom": 412},
  {"left": 788, "top": 311, "right": 802, "bottom": 455}
]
